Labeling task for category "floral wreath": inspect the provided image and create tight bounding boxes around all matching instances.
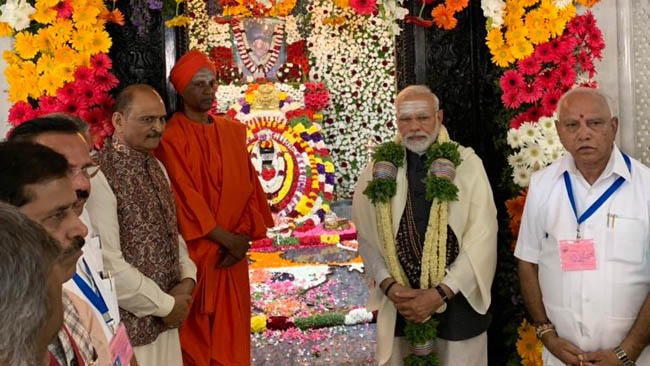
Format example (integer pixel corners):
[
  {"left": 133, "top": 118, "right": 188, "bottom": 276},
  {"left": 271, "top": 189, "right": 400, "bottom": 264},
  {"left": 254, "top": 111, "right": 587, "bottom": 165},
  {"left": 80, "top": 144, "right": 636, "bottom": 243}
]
[
  {"left": 363, "top": 125, "right": 461, "bottom": 290},
  {"left": 232, "top": 18, "right": 285, "bottom": 76}
]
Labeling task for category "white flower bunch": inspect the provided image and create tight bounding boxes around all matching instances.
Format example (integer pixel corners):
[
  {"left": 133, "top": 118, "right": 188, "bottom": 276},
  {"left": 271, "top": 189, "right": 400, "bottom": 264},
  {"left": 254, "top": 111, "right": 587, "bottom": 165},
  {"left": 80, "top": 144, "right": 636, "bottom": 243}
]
[
  {"left": 216, "top": 84, "right": 248, "bottom": 113},
  {"left": 480, "top": 0, "right": 506, "bottom": 28},
  {"left": 344, "top": 308, "right": 374, "bottom": 325},
  {"left": 0, "top": 0, "right": 35, "bottom": 31},
  {"left": 507, "top": 115, "right": 566, "bottom": 187}
]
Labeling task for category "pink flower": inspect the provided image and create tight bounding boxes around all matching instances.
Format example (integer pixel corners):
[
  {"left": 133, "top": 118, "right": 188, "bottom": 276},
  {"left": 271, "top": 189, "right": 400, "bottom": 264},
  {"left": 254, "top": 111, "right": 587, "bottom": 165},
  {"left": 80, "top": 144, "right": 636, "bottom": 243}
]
[
  {"left": 60, "top": 96, "right": 89, "bottom": 116},
  {"left": 349, "top": 0, "right": 377, "bottom": 15},
  {"left": 74, "top": 66, "right": 94, "bottom": 84},
  {"left": 91, "top": 54, "right": 113, "bottom": 71},
  {"left": 553, "top": 64, "right": 576, "bottom": 88},
  {"left": 80, "top": 107, "right": 106, "bottom": 126},
  {"left": 518, "top": 56, "right": 541, "bottom": 76},
  {"left": 501, "top": 91, "right": 522, "bottom": 109},
  {"left": 500, "top": 70, "right": 525, "bottom": 94},
  {"left": 57, "top": 82, "right": 79, "bottom": 102},
  {"left": 8, "top": 101, "right": 36, "bottom": 126},
  {"left": 509, "top": 112, "right": 529, "bottom": 130},
  {"left": 54, "top": 0, "right": 73, "bottom": 19},
  {"left": 525, "top": 106, "right": 544, "bottom": 123},
  {"left": 534, "top": 43, "right": 554, "bottom": 64},
  {"left": 534, "top": 70, "right": 557, "bottom": 91},
  {"left": 520, "top": 83, "right": 542, "bottom": 104},
  {"left": 93, "top": 69, "right": 119, "bottom": 92},
  {"left": 78, "top": 82, "right": 105, "bottom": 105},
  {"left": 37, "top": 96, "right": 60, "bottom": 115}
]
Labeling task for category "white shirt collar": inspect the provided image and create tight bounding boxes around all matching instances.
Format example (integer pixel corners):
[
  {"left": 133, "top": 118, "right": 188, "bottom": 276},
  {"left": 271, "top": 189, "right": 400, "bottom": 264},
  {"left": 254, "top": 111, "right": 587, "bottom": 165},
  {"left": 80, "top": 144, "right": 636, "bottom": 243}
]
[{"left": 553, "top": 145, "right": 630, "bottom": 183}]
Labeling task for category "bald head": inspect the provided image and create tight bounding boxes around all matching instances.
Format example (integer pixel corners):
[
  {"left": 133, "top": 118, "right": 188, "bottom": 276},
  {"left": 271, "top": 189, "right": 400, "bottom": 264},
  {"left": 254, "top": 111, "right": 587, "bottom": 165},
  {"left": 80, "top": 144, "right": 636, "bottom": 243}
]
[{"left": 112, "top": 84, "right": 167, "bottom": 153}]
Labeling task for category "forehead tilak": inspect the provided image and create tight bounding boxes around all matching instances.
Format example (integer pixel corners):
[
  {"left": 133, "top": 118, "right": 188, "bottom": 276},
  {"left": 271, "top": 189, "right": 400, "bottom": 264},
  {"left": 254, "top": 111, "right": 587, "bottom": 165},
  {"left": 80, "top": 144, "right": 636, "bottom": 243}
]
[{"left": 397, "top": 100, "right": 431, "bottom": 116}]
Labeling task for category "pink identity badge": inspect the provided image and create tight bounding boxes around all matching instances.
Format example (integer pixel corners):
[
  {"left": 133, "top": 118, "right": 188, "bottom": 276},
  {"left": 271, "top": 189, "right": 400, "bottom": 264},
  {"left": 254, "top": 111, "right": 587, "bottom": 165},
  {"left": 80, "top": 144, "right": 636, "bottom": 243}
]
[
  {"left": 110, "top": 323, "right": 133, "bottom": 366},
  {"left": 559, "top": 239, "right": 597, "bottom": 271}
]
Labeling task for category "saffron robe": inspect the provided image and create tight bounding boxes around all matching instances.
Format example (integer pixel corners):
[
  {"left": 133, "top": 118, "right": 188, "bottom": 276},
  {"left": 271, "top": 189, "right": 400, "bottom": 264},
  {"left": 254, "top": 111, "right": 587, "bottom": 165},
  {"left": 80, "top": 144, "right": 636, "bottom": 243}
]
[{"left": 155, "top": 112, "right": 273, "bottom": 366}]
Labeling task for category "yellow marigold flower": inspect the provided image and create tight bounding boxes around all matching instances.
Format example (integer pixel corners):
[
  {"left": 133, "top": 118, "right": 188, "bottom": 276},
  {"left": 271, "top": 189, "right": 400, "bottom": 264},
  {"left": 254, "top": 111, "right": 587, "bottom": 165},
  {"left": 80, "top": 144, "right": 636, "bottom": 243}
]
[
  {"left": 36, "top": 54, "right": 56, "bottom": 75},
  {"left": 32, "top": 2, "right": 58, "bottom": 24},
  {"left": 56, "top": 63, "right": 77, "bottom": 83},
  {"left": 38, "top": 72, "right": 65, "bottom": 97},
  {"left": 334, "top": 0, "right": 349, "bottom": 7},
  {"left": 547, "top": 17, "right": 566, "bottom": 38},
  {"left": 53, "top": 46, "right": 77, "bottom": 64},
  {"left": 505, "top": 25, "right": 528, "bottom": 44},
  {"left": 486, "top": 27, "right": 504, "bottom": 49},
  {"left": 558, "top": 4, "right": 576, "bottom": 22},
  {"left": 76, "top": 52, "right": 92, "bottom": 66},
  {"left": 37, "top": 0, "right": 60, "bottom": 7},
  {"left": 518, "top": 0, "right": 539, "bottom": 6},
  {"left": 0, "top": 22, "right": 13, "bottom": 37},
  {"left": 88, "top": 30, "right": 112, "bottom": 54},
  {"left": 165, "top": 16, "right": 191, "bottom": 28},
  {"left": 517, "top": 330, "right": 541, "bottom": 361},
  {"left": 71, "top": 28, "right": 93, "bottom": 52},
  {"left": 524, "top": 9, "right": 544, "bottom": 29},
  {"left": 4, "top": 63, "right": 22, "bottom": 84},
  {"left": 3, "top": 51, "right": 21, "bottom": 66},
  {"left": 51, "top": 18, "right": 73, "bottom": 40},
  {"left": 521, "top": 357, "right": 543, "bottom": 366},
  {"left": 35, "top": 27, "right": 61, "bottom": 53},
  {"left": 510, "top": 39, "right": 534, "bottom": 59},
  {"left": 9, "top": 83, "right": 30, "bottom": 102},
  {"left": 491, "top": 44, "right": 515, "bottom": 67},
  {"left": 14, "top": 32, "right": 39, "bottom": 59},
  {"left": 538, "top": 0, "right": 558, "bottom": 19},
  {"left": 528, "top": 24, "right": 550, "bottom": 44},
  {"left": 504, "top": 1, "right": 525, "bottom": 17},
  {"left": 73, "top": 6, "right": 101, "bottom": 29}
]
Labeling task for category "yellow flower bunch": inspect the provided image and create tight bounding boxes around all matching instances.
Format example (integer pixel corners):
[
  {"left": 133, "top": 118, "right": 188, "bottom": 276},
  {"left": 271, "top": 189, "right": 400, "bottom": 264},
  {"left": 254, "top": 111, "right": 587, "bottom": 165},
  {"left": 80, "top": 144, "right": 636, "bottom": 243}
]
[
  {"left": 516, "top": 319, "right": 543, "bottom": 364},
  {"left": 4, "top": 0, "right": 111, "bottom": 102},
  {"left": 486, "top": 0, "right": 576, "bottom": 67},
  {"left": 251, "top": 315, "right": 267, "bottom": 333},
  {"left": 223, "top": 0, "right": 297, "bottom": 17},
  {"left": 165, "top": 15, "right": 191, "bottom": 27}
]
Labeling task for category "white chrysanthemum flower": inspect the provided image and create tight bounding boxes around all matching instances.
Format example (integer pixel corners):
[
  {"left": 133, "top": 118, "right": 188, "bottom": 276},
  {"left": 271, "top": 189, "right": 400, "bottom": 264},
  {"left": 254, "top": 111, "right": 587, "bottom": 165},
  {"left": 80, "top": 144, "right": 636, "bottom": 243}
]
[
  {"left": 519, "top": 122, "right": 540, "bottom": 143},
  {"left": 513, "top": 166, "right": 532, "bottom": 187},
  {"left": 538, "top": 116, "right": 557, "bottom": 132},
  {"left": 522, "top": 143, "right": 545, "bottom": 166},
  {"left": 508, "top": 152, "right": 527, "bottom": 169},
  {"left": 507, "top": 128, "right": 525, "bottom": 148},
  {"left": 553, "top": 0, "right": 573, "bottom": 9},
  {"left": 549, "top": 148, "right": 566, "bottom": 163}
]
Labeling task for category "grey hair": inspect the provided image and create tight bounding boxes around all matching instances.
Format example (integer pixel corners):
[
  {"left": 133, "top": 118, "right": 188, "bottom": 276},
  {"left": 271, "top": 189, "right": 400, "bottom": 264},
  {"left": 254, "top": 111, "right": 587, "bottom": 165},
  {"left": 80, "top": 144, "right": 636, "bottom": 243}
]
[
  {"left": 396, "top": 85, "right": 440, "bottom": 111},
  {"left": 556, "top": 87, "right": 616, "bottom": 118},
  {"left": 0, "top": 202, "right": 61, "bottom": 366},
  {"left": 42, "top": 113, "right": 90, "bottom": 134}
]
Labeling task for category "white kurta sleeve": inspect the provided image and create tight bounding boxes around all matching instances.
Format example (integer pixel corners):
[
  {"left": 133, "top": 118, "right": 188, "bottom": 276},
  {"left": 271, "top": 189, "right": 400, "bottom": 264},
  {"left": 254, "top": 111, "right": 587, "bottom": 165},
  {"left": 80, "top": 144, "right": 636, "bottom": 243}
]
[
  {"left": 177, "top": 234, "right": 197, "bottom": 282},
  {"left": 86, "top": 171, "right": 175, "bottom": 318},
  {"left": 352, "top": 162, "right": 392, "bottom": 286}
]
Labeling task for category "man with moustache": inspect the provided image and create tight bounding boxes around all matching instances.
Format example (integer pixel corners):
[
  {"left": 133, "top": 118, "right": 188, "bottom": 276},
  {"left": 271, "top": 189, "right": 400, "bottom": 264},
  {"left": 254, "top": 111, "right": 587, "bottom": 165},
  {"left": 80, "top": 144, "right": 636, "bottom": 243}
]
[
  {"left": 0, "top": 141, "right": 110, "bottom": 366},
  {"left": 352, "top": 85, "right": 498, "bottom": 365},
  {"left": 516, "top": 87, "right": 650, "bottom": 366},
  {"left": 9, "top": 116, "right": 121, "bottom": 341},
  {"left": 155, "top": 50, "right": 273, "bottom": 366},
  {"left": 0, "top": 202, "right": 62, "bottom": 366},
  {"left": 86, "top": 84, "right": 196, "bottom": 366}
]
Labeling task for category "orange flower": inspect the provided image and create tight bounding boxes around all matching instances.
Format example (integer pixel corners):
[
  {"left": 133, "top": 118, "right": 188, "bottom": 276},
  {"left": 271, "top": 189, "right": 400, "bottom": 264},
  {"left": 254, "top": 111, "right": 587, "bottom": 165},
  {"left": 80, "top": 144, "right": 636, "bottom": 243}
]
[
  {"left": 445, "top": 0, "right": 469, "bottom": 13},
  {"left": 100, "top": 9, "right": 125, "bottom": 26},
  {"left": 506, "top": 189, "right": 528, "bottom": 237},
  {"left": 432, "top": 4, "right": 457, "bottom": 30}
]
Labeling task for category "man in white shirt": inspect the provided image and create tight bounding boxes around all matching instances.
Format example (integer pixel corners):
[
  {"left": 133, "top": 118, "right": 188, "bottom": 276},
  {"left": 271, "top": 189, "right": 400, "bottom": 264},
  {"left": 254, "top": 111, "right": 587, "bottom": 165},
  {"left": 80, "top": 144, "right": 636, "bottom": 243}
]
[
  {"left": 86, "top": 84, "right": 196, "bottom": 366},
  {"left": 516, "top": 87, "right": 650, "bottom": 366},
  {"left": 9, "top": 116, "right": 121, "bottom": 341}
]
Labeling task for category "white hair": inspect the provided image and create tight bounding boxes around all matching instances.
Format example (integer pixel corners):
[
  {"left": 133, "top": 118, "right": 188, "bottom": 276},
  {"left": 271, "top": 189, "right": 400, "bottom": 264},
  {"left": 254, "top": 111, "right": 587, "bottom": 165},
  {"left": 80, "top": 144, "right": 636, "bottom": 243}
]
[
  {"left": 556, "top": 87, "right": 616, "bottom": 118},
  {"left": 0, "top": 203, "right": 60, "bottom": 366},
  {"left": 396, "top": 85, "right": 440, "bottom": 111}
]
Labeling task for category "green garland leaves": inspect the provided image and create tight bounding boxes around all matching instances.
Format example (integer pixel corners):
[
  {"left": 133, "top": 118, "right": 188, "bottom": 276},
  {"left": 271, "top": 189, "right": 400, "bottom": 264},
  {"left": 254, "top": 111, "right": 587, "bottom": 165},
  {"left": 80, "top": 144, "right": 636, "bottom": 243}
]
[
  {"left": 294, "top": 313, "right": 346, "bottom": 330},
  {"left": 424, "top": 142, "right": 462, "bottom": 202},
  {"left": 404, "top": 318, "right": 438, "bottom": 345},
  {"left": 404, "top": 353, "right": 440, "bottom": 366},
  {"left": 363, "top": 142, "right": 404, "bottom": 204},
  {"left": 372, "top": 141, "right": 405, "bottom": 167}
]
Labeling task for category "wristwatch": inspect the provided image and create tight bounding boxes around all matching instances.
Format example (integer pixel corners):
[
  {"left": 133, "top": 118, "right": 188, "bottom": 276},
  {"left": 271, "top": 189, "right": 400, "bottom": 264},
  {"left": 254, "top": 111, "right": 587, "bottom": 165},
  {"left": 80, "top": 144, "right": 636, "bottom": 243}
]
[
  {"left": 434, "top": 285, "right": 448, "bottom": 303},
  {"left": 614, "top": 346, "right": 635, "bottom": 366}
]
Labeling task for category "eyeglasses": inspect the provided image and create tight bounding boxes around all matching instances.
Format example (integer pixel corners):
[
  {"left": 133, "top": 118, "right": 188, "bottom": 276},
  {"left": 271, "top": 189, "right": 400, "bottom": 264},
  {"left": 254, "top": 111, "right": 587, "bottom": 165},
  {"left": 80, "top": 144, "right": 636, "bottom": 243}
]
[{"left": 70, "top": 164, "right": 100, "bottom": 179}]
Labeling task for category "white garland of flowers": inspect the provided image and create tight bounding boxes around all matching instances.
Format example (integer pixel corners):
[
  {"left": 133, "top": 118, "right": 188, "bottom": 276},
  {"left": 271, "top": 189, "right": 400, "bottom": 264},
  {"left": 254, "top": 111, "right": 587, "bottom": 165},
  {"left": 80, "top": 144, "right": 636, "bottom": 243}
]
[
  {"left": 481, "top": 0, "right": 575, "bottom": 28},
  {"left": 187, "top": 0, "right": 397, "bottom": 197}
]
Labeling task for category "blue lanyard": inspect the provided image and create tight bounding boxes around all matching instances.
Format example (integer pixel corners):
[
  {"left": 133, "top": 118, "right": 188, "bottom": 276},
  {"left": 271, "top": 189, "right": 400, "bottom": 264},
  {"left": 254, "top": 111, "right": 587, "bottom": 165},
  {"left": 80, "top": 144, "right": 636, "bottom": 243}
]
[
  {"left": 564, "top": 152, "right": 631, "bottom": 238},
  {"left": 73, "top": 259, "right": 113, "bottom": 325}
]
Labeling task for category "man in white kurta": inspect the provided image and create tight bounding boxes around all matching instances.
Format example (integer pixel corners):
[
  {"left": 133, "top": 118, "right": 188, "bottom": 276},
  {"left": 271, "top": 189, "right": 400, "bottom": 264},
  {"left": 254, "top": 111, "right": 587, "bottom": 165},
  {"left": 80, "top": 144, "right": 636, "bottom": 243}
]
[
  {"left": 516, "top": 88, "right": 650, "bottom": 366},
  {"left": 86, "top": 84, "right": 197, "bottom": 366},
  {"left": 352, "top": 85, "right": 498, "bottom": 365}
]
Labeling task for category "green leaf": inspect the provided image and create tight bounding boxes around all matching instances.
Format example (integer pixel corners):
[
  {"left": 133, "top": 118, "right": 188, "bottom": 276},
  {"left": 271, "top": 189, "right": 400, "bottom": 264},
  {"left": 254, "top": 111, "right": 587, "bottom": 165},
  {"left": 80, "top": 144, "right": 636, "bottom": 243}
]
[
  {"left": 362, "top": 178, "right": 396, "bottom": 204},
  {"left": 404, "top": 319, "right": 438, "bottom": 345},
  {"left": 372, "top": 142, "right": 405, "bottom": 168},
  {"left": 424, "top": 176, "right": 460, "bottom": 202},
  {"left": 426, "top": 142, "right": 462, "bottom": 167}
]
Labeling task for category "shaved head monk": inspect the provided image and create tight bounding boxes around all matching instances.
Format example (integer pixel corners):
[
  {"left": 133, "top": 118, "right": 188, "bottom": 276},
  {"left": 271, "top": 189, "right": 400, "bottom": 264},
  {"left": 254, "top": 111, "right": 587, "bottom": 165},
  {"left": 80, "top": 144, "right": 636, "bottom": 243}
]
[{"left": 155, "top": 50, "right": 274, "bottom": 366}]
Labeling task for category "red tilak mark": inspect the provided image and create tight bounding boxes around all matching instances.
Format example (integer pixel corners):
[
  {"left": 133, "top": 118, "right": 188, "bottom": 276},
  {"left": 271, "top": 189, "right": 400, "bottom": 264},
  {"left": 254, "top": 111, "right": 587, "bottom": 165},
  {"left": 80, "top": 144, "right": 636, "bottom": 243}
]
[{"left": 580, "top": 114, "right": 584, "bottom": 118}]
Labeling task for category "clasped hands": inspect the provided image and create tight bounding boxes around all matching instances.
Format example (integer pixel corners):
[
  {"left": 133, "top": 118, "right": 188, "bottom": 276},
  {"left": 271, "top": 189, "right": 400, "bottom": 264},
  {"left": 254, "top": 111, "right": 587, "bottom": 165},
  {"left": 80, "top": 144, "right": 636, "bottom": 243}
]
[
  {"left": 541, "top": 332, "right": 624, "bottom": 366},
  {"left": 208, "top": 226, "right": 251, "bottom": 268},
  {"left": 384, "top": 281, "right": 446, "bottom": 324},
  {"left": 162, "top": 278, "right": 195, "bottom": 328}
]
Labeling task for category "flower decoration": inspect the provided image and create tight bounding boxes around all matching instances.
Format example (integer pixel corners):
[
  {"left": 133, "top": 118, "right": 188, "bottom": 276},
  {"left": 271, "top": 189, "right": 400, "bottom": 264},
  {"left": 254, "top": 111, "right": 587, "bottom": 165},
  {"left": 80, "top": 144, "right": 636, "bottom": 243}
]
[
  {"left": 0, "top": 0, "right": 35, "bottom": 31},
  {"left": 303, "top": 82, "right": 330, "bottom": 111},
  {"left": 3, "top": 0, "right": 120, "bottom": 147},
  {"left": 251, "top": 315, "right": 268, "bottom": 333},
  {"left": 405, "top": 0, "right": 469, "bottom": 30},
  {"left": 277, "top": 62, "right": 305, "bottom": 83},
  {"left": 221, "top": 0, "right": 297, "bottom": 17},
  {"left": 516, "top": 319, "right": 542, "bottom": 363},
  {"left": 505, "top": 188, "right": 527, "bottom": 250}
]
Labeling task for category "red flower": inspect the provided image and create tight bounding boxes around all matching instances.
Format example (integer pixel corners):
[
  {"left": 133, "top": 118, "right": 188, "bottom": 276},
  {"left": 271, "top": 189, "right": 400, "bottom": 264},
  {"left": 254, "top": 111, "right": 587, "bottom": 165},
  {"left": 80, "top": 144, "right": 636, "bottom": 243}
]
[
  {"left": 541, "top": 89, "right": 562, "bottom": 115},
  {"left": 349, "top": 0, "right": 377, "bottom": 15},
  {"left": 54, "top": 0, "right": 73, "bottom": 19},
  {"left": 500, "top": 70, "right": 525, "bottom": 94},
  {"left": 520, "top": 83, "right": 542, "bottom": 104},
  {"left": 91, "top": 54, "right": 113, "bottom": 71},
  {"left": 93, "top": 70, "right": 119, "bottom": 92},
  {"left": 37, "top": 96, "right": 60, "bottom": 115},
  {"left": 567, "top": 16, "right": 585, "bottom": 36},
  {"left": 518, "top": 56, "right": 541, "bottom": 76},
  {"left": 78, "top": 83, "right": 106, "bottom": 106},
  {"left": 60, "top": 97, "right": 89, "bottom": 116},
  {"left": 534, "top": 69, "right": 557, "bottom": 91},
  {"left": 577, "top": 50, "right": 595, "bottom": 74},
  {"left": 509, "top": 111, "right": 529, "bottom": 130},
  {"left": 95, "top": 94, "right": 115, "bottom": 115},
  {"left": 80, "top": 108, "right": 106, "bottom": 126},
  {"left": 209, "top": 46, "right": 234, "bottom": 68},
  {"left": 287, "top": 40, "right": 307, "bottom": 61},
  {"left": 501, "top": 91, "right": 522, "bottom": 109},
  {"left": 553, "top": 64, "right": 576, "bottom": 88},
  {"left": 74, "top": 66, "right": 94, "bottom": 84},
  {"left": 533, "top": 43, "right": 554, "bottom": 64},
  {"left": 56, "top": 82, "right": 79, "bottom": 102},
  {"left": 525, "top": 106, "right": 544, "bottom": 123},
  {"left": 405, "top": 16, "right": 435, "bottom": 28},
  {"left": 552, "top": 51, "right": 576, "bottom": 68},
  {"left": 8, "top": 101, "right": 36, "bottom": 126}
]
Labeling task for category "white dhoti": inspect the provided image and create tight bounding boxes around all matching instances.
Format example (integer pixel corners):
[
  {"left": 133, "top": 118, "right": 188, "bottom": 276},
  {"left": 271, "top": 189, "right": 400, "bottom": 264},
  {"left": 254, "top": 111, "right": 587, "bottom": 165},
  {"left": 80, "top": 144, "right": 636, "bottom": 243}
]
[
  {"left": 133, "top": 329, "right": 183, "bottom": 366},
  {"left": 385, "top": 332, "right": 488, "bottom": 366}
]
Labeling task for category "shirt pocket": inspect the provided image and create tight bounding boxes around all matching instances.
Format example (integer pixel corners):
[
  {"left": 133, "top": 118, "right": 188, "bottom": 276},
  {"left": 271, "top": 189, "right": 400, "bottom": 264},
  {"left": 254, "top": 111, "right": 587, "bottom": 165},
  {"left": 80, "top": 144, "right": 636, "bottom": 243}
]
[{"left": 605, "top": 215, "right": 650, "bottom": 319}]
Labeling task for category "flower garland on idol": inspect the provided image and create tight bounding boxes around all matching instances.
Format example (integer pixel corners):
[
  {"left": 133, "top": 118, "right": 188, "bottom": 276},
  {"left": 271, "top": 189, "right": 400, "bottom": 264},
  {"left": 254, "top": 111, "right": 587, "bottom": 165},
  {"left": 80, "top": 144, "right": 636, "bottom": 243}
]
[
  {"left": 363, "top": 125, "right": 461, "bottom": 364},
  {"left": 2, "top": 0, "right": 121, "bottom": 147},
  {"left": 404, "top": 0, "right": 471, "bottom": 30}
]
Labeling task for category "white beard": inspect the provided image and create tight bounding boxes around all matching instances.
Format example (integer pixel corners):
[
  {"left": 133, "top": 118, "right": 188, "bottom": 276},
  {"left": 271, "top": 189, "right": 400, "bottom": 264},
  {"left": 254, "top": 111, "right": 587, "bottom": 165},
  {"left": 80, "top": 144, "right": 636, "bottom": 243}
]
[{"left": 402, "top": 128, "right": 438, "bottom": 154}]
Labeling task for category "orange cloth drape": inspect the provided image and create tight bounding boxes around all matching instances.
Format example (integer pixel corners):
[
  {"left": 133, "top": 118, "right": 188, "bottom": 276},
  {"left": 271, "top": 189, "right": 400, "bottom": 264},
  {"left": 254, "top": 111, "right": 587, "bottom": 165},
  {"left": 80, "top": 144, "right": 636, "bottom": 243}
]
[{"left": 154, "top": 112, "right": 273, "bottom": 366}]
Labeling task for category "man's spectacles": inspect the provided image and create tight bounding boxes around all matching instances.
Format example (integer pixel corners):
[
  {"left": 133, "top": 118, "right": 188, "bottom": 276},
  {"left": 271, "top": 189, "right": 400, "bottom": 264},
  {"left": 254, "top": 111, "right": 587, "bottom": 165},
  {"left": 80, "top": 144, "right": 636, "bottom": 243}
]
[{"left": 70, "top": 164, "right": 100, "bottom": 179}]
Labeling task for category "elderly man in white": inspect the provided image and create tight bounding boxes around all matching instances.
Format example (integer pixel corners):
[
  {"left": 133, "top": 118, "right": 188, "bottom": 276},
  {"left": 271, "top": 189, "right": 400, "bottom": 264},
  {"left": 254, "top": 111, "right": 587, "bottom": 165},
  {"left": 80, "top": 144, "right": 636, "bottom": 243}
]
[
  {"left": 516, "top": 87, "right": 650, "bottom": 366},
  {"left": 353, "top": 85, "right": 498, "bottom": 365}
]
